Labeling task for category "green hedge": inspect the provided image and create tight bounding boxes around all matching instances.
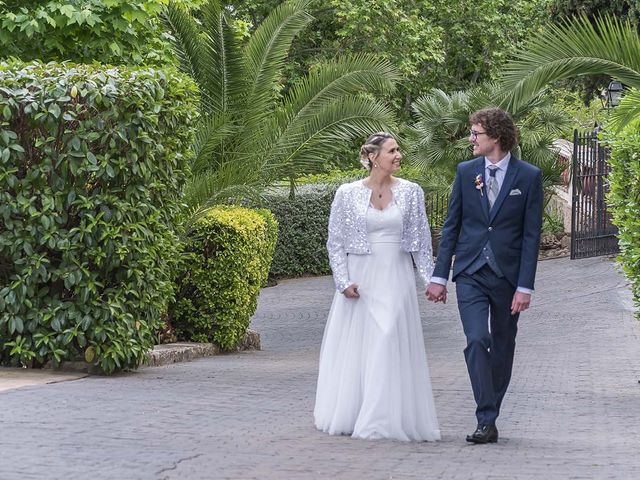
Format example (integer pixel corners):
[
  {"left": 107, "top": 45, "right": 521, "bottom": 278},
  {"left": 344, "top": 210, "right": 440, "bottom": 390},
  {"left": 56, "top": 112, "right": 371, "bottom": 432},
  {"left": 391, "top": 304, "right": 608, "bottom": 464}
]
[
  {"left": 260, "top": 184, "right": 336, "bottom": 279},
  {"left": 169, "top": 206, "right": 278, "bottom": 349},
  {"left": 0, "top": 61, "right": 197, "bottom": 373},
  {"left": 607, "top": 128, "right": 640, "bottom": 316}
]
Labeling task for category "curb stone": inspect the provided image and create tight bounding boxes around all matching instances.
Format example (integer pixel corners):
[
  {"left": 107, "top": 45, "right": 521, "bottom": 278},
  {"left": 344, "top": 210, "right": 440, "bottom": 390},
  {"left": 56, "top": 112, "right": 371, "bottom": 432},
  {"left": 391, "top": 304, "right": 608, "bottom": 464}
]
[
  {"left": 0, "top": 329, "right": 260, "bottom": 391},
  {"left": 147, "top": 328, "right": 261, "bottom": 367}
]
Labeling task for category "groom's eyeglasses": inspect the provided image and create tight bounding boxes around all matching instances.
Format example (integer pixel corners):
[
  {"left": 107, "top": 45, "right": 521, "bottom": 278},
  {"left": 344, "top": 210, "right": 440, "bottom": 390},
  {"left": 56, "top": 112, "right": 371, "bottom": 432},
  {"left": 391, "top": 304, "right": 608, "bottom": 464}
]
[{"left": 469, "top": 130, "right": 488, "bottom": 139}]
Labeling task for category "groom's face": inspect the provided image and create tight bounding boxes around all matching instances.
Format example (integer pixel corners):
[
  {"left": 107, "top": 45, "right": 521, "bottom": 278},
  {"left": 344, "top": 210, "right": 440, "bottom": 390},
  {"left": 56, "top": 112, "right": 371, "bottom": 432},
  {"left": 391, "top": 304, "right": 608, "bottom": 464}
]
[{"left": 469, "top": 123, "right": 499, "bottom": 157}]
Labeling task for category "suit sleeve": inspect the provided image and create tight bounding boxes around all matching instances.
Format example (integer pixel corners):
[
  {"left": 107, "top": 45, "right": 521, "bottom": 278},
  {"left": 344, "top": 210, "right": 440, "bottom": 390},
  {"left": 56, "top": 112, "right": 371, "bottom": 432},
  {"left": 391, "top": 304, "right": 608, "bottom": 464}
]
[
  {"left": 432, "top": 166, "right": 463, "bottom": 280},
  {"left": 517, "top": 168, "right": 543, "bottom": 289}
]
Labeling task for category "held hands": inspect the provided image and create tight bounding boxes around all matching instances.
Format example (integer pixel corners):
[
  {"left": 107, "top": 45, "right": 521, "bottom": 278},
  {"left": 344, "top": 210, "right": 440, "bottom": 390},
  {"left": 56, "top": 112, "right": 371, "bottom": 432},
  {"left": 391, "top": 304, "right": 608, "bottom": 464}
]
[
  {"left": 426, "top": 282, "right": 447, "bottom": 304},
  {"left": 343, "top": 284, "right": 360, "bottom": 299},
  {"left": 511, "top": 291, "right": 531, "bottom": 314}
]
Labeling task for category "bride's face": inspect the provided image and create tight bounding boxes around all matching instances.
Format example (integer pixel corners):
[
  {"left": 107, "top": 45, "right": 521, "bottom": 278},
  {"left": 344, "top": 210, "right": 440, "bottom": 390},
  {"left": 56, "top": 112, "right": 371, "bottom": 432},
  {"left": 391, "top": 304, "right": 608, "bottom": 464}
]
[{"left": 371, "top": 138, "right": 402, "bottom": 173}]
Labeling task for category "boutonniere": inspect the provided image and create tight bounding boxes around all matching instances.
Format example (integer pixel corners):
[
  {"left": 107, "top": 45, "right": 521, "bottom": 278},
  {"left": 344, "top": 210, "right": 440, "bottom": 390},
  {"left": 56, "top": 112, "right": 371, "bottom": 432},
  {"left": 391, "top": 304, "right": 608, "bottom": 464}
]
[{"left": 474, "top": 174, "right": 484, "bottom": 196}]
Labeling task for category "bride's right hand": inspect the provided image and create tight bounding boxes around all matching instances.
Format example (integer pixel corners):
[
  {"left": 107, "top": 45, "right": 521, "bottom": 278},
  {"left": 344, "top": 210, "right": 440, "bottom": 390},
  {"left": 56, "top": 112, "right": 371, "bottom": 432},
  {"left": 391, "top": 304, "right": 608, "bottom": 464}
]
[{"left": 343, "top": 284, "right": 360, "bottom": 299}]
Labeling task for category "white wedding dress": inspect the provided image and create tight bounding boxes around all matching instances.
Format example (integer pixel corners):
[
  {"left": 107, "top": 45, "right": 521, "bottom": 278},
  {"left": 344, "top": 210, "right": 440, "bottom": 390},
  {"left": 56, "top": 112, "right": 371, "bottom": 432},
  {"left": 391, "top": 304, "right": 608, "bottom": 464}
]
[{"left": 314, "top": 202, "right": 440, "bottom": 441}]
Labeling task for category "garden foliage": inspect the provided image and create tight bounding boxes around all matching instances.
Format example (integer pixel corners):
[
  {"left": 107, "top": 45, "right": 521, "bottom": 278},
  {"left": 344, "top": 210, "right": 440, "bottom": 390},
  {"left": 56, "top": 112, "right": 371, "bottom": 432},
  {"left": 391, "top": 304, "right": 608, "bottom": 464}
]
[
  {"left": 0, "top": 0, "right": 173, "bottom": 66},
  {"left": 606, "top": 128, "right": 640, "bottom": 315},
  {"left": 164, "top": 0, "right": 398, "bottom": 216},
  {"left": 260, "top": 184, "right": 336, "bottom": 279},
  {"left": 0, "top": 61, "right": 197, "bottom": 372},
  {"left": 169, "top": 206, "right": 277, "bottom": 349}
]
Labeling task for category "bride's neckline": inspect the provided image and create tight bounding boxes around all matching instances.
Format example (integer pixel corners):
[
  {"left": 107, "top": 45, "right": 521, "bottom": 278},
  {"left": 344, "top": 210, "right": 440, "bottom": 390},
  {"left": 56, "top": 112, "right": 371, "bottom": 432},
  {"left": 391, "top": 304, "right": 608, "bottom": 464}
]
[
  {"left": 369, "top": 198, "right": 396, "bottom": 212},
  {"left": 362, "top": 178, "right": 398, "bottom": 210}
]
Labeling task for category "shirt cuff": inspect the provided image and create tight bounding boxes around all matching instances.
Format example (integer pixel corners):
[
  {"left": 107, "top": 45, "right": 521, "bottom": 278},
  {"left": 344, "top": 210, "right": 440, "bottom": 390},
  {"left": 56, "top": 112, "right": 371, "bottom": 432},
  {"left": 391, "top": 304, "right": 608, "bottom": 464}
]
[
  {"left": 430, "top": 276, "right": 448, "bottom": 286},
  {"left": 516, "top": 286, "right": 534, "bottom": 295}
]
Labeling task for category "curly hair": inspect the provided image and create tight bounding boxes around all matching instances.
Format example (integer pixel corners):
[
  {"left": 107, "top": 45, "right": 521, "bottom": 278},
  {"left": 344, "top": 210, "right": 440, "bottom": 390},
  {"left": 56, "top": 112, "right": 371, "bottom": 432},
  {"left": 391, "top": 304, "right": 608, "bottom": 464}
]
[
  {"left": 469, "top": 107, "right": 518, "bottom": 152},
  {"left": 359, "top": 132, "right": 395, "bottom": 170}
]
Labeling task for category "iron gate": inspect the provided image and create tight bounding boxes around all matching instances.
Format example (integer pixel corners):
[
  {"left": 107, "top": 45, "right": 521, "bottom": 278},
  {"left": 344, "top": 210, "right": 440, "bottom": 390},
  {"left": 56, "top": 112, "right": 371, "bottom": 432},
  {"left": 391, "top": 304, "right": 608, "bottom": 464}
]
[{"left": 570, "top": 129, "right": 619, "bottom": 259}]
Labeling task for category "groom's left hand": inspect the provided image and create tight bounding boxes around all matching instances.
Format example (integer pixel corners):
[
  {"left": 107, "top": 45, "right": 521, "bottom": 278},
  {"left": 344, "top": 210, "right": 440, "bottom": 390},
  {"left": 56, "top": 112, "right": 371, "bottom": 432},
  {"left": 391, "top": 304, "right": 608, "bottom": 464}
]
[{"left": 511, "top": 292, "right": 531, "bottom": 315}]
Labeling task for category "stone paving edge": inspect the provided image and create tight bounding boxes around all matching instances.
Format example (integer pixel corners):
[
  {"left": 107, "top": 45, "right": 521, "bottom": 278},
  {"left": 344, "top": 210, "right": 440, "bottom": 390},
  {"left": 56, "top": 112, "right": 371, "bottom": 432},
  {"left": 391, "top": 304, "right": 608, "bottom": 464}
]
[{"left": 0, "top": 329, "right": 260, "bottom": 391}]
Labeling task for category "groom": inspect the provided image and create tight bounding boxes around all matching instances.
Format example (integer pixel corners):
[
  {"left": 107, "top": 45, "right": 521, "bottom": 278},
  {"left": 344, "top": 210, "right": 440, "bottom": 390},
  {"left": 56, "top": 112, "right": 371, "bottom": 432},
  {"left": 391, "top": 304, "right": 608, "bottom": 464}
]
[{"left": 426, "top": 107, "right": 543, "bottom": 444}]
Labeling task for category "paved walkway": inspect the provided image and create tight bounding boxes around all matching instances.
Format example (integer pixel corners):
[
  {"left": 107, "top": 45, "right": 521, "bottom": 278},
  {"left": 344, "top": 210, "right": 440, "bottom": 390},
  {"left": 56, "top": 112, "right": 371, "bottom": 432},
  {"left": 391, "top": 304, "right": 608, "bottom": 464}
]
[{"left": 1, "top": 256, "right": 639, "bottom": 479}]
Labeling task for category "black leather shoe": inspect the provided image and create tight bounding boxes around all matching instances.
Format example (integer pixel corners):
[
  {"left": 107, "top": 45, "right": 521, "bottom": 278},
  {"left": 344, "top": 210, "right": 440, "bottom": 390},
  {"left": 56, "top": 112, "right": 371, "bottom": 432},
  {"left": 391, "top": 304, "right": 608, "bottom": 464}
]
[{"left": 466, "top": 424, "right": 498, "bottom": 444}]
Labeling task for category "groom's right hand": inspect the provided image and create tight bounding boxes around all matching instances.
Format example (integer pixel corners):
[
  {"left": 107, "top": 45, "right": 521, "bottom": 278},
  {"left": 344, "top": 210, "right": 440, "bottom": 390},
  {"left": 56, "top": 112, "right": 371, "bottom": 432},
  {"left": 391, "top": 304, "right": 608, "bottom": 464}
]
[{"left": 426, "top": 283, "right": 447, "bottom": 303}]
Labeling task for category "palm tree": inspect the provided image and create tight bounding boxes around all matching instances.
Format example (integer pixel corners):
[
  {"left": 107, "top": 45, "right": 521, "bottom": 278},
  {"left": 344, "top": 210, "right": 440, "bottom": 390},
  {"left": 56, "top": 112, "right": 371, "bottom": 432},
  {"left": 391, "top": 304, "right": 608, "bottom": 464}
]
[
  {"left": 408, "top": 83, "right": 570, "bottom": 203},
  {"left": 164, "top": 0, "right": 399, "bottom": 218},
  {"left": 500, "top": 14, "right": 640, "bottom": 132}
]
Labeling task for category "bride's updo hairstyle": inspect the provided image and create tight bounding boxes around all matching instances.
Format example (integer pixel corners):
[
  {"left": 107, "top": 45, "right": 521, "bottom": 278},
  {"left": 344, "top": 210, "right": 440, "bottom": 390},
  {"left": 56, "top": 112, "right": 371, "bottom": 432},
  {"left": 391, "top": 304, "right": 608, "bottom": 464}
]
[{"left": 359, "top": 132, "right": 395, "bottom": 171}]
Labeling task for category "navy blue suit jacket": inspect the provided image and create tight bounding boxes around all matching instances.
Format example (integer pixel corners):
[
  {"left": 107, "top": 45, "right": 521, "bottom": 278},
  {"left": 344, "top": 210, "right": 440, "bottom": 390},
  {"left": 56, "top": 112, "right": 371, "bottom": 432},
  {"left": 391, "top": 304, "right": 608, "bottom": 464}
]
[{"left": 433, "top": 156, "right": 543, "bottom": 290}]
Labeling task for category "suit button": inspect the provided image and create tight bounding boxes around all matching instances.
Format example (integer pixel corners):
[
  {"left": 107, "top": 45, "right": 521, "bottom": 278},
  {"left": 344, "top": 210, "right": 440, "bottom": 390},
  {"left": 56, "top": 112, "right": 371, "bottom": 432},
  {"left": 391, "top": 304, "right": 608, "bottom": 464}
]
[{"left": 488, "top": 226, "right": 493, "bottom": 231}]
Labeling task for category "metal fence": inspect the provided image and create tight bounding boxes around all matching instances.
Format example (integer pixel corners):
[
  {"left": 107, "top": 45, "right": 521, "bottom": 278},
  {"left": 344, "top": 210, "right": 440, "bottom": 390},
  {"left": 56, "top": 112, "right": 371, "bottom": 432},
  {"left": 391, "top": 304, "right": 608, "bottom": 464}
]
[
  {"left": 570, "top": 129, "right": 619, "bottom": 259},
  {"left": 425, "top": 191, "right": 450, "bottom": 256}
]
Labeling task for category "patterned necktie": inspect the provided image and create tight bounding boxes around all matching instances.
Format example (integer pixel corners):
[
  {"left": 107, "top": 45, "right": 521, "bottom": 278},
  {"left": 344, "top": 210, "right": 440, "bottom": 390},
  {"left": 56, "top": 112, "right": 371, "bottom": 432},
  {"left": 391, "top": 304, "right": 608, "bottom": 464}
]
[{"left": 487, "top": 165, "right": 499, "bottom": 209}]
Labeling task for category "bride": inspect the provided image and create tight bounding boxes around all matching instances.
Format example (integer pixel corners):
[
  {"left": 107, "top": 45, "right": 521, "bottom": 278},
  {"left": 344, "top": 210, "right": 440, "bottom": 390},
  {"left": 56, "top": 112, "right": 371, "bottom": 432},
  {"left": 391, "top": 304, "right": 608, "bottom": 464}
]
[{"left": 314, "top": 132, "right": 440, "bottom": 441}]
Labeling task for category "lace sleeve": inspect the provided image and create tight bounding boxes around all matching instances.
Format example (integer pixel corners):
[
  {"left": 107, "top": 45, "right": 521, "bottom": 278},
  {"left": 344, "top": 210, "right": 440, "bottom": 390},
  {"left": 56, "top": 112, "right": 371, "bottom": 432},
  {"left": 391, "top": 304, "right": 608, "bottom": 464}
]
[
  {"left": 411, "top": 186, "right": 435, "bottom": 288},
  {"left": 326, "top": 186, "right": 352, "bottom": 292}
]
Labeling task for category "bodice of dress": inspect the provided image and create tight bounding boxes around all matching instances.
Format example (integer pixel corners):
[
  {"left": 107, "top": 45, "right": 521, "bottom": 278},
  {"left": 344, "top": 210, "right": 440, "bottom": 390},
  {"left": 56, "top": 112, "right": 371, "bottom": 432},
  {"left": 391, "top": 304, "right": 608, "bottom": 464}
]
[
  {"left": 327, "top": 178, "right": 435, "bottom": 292},
  {"left": 366, "top": 203, "right": 403, "bottom": 244}
]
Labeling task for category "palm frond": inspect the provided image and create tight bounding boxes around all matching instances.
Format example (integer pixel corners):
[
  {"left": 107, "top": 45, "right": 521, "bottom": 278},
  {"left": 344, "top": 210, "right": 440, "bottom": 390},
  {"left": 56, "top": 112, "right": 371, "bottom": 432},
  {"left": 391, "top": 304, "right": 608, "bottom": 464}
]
[
  {"left": 608, "top": 88, "right": 640, "bottom": 132},
  {"left": 201, "top": 0, "right": 245, "bottom": 113},
  {"left": 165, "top": 0, "right": 402, "bottom": 220},
  {"left": 242, "top": 0, "right": 314, "bottom": 121},
  {"left": 165, "top": 0, "right": 245, "bottom": 114},
  {"left": 183, "top": 156, "right": 266, "bottom": 213},
  {"left": 163, "top": 2, "right": 207, "bottom": 91},
  {"left": 269, "top": 97, "right": 397, "bottom": 178},
  {"left": 502, "top": 15, "right": 640, "bottom": 110},
  {"left": 282, "top": 54, "right": 399, "bottom": 122},
  {"left": 408, "top": 82, "right": 571, "bottom": 189},
  {"left": 191, "top": 113, "right": 236, "bottom": 175}
]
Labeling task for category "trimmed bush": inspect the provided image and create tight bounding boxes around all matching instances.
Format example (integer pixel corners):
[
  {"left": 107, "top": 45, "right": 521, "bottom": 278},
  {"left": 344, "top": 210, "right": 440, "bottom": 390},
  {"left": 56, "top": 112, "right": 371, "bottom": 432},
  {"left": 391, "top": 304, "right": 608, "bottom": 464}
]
[
  {"left": 607, "top": 128, "right": 640, "bottom": 316},
  {"left": 260, "top": 184, "right": 336, "bottom": 279},
  {"left": 169, "top": 206, "right": 277, "bottom": 349},
  {"left": 0, "top": 61, "right": 197, "bottom": 373}
]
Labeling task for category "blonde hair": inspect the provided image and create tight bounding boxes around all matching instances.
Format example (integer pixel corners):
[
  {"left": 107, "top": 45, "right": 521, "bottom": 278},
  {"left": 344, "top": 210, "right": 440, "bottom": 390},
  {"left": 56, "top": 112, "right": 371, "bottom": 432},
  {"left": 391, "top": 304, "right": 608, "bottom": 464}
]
[{"left": 359, "top": 132, "right": 395, "bottom": 170}]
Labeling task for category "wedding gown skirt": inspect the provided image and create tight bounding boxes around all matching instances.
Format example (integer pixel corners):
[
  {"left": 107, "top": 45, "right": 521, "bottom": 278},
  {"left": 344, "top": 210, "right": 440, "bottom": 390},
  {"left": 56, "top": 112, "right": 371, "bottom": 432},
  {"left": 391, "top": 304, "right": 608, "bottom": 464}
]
[{"left": 314, "top": 203, "right": 440, "bottom": 441}]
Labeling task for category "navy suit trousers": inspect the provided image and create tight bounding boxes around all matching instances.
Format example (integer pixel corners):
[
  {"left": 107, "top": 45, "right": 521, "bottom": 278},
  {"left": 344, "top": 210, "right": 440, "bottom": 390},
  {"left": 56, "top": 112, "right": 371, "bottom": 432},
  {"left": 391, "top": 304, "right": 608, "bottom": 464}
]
[{"left": 456, "top": 265, "right": 520, "bottom": 425}]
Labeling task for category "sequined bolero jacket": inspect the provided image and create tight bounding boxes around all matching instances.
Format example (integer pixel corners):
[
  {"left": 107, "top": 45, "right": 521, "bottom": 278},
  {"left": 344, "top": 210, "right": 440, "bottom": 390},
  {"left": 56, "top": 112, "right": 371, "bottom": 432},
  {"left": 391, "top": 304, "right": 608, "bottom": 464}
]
[{"left": 326, "top": 178, "right": 435, "bottom": 292}]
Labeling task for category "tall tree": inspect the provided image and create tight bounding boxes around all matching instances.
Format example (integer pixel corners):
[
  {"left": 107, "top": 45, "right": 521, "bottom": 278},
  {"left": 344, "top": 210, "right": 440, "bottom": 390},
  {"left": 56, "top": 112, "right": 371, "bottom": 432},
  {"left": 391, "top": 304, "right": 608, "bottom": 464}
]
[
  {"left": 421, "top": 0, "right": 552, "bottom": 90},
  {"left": 550, "top": 0, "right": 640, "bottom": 24},
  {"left": 164, "top": 0, "right": 400, "bottom": 217},
  {"left": 225, "top": 0, "right": 552, "bottom": 115}
]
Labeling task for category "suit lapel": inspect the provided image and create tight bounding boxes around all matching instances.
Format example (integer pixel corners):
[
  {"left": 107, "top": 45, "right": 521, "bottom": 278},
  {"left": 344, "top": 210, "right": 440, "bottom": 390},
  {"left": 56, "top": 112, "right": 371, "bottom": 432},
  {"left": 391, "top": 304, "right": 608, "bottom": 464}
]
[
  {"left": 474, "top": 157, "right": 490, "bottom": 222},
  {"left": 489, "top": 156, "right": 520, "bottom": 222}
]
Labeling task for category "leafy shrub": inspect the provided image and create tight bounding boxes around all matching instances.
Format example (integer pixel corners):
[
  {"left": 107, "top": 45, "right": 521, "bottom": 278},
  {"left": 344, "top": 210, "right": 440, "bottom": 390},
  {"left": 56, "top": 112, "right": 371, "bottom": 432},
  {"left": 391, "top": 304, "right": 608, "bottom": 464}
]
[
  {"left": 169, "top": 206, "right": 277, "bottom": 349},
  {"left": 260, "top": 184, "right": 336, "bottom": 279},
  {"left": 0, "top": 61, "right": 197, "bottom": 372},
  {"left": 606, "top": 128, "right": 640, "bottom": 316},
  {"left": 0, "top": 0, "right": 173, "bottom": 66}
]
